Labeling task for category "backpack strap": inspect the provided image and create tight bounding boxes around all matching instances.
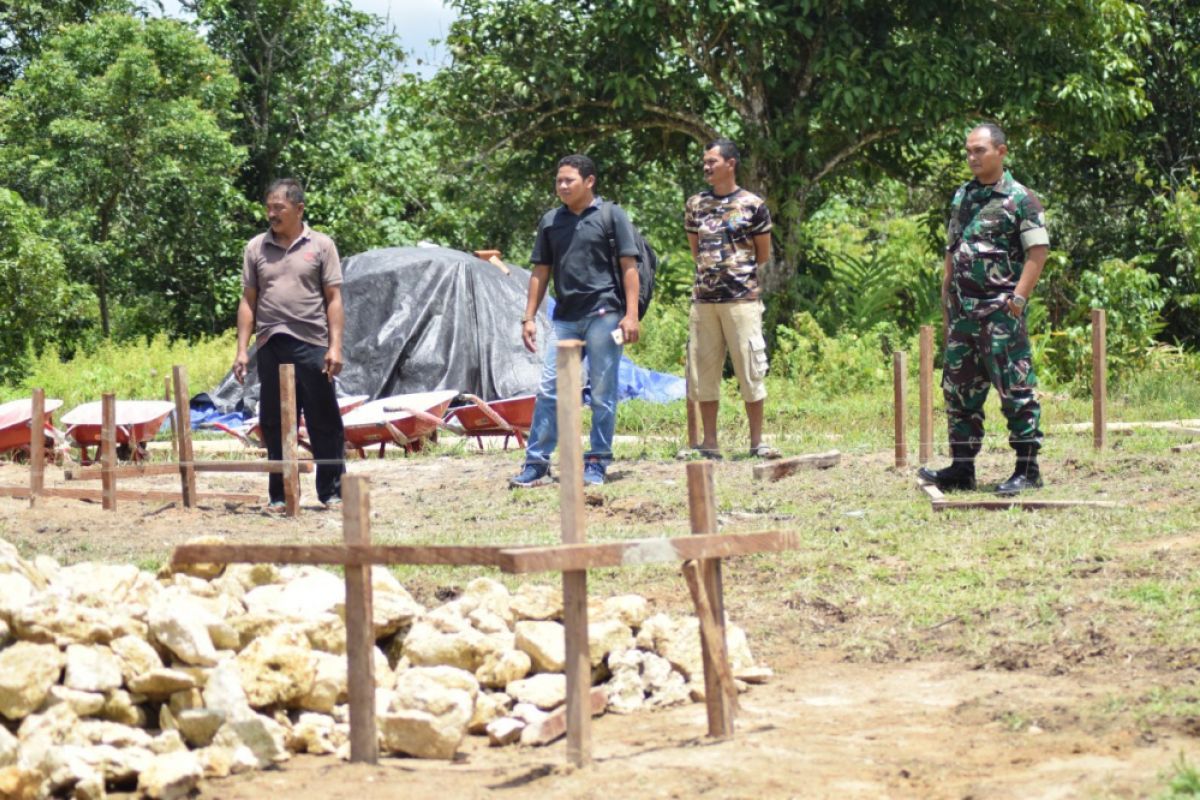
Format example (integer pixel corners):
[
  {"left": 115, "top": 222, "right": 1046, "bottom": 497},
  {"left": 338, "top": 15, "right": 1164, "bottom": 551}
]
[{"left": 600, "top": 201, "right": 625, "bottom": 297}]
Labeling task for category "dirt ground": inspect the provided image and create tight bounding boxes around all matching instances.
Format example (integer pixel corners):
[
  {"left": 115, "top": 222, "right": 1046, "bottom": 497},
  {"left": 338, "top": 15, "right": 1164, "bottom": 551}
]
[{"left": 1, "top": 443, "right": 1196, "bottom": 799}]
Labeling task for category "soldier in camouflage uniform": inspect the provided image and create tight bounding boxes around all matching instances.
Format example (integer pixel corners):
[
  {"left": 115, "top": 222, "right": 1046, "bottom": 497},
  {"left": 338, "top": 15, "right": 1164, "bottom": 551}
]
[
  {"left": 682, "top": 138, "right": 777, "bottom": 459},
  {"left": 918, "top": 123, "right": 1050, "bottom": 495}
]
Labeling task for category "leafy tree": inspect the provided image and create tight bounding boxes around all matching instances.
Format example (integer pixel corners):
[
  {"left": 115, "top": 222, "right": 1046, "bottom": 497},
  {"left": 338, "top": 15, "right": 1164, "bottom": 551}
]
[
  {"left": 182, "top": 0, "right": 405, "bottom": 200},
  {"left": 0, "top": 0, "right": 130, "bottom": 88},
  {"left": 436, "top": 0, "right": 1151, "bottom": 292},
  {"left": 0, "top": 13, "right": 245, "bottom": 338},
  {"left": 0, "top": 189, "right": 94, "bottom": 382}
]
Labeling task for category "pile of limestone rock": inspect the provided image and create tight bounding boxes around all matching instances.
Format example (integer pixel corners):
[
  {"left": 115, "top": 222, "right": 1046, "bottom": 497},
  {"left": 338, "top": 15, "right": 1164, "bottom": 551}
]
[{"left": 0, "top": 536, "right": 769, "bottom": 799}]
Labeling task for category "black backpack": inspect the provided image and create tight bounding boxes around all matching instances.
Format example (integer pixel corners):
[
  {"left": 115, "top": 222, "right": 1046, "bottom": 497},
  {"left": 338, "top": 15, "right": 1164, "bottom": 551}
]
[{"left": 600, "top": 201, "right": 657, "bottom": 320}]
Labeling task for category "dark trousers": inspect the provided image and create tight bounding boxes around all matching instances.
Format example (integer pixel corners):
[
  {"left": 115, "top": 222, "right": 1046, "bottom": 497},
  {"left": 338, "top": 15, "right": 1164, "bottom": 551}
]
[{"left": 257, "top": 334, "right": 345, "bottom": 503}]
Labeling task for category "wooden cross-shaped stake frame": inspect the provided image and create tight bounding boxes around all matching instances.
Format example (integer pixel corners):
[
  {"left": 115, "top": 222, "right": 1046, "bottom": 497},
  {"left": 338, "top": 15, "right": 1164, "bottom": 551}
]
[{"left": 172, "top": 342, "right": 799, "bottom": 767}]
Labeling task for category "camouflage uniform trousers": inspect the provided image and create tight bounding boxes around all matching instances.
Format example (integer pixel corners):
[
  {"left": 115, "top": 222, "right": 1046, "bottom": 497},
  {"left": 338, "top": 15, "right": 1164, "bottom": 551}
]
[{"left": 943, "top": 307, "right": 1043, "bottom": 457}]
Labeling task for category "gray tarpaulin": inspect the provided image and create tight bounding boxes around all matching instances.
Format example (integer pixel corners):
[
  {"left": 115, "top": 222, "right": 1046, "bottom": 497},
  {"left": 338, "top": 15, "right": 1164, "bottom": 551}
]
[{"left": 207, "top": 246, "right": 551, "bottom": 416}]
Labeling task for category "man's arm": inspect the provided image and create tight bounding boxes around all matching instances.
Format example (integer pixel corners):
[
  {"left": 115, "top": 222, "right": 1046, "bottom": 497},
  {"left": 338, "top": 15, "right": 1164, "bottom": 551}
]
[
  {"left": 1008, "top": 245, "right": 1049, "bottom": 315},
  {"left": 233, "top": 287, "right": 257, "bottom": 384},
  {"left": 753, "top": 232, "right": 771, "bottom": 267},
  {"left": 618, "top": 255, "right": 639, "bottom": 344},
  {"left": 521, "top": 264, "right": 552, "bottom": 352},
  {"left": 687, "top": 232, "right": 700, "bottom": 261},
  {"left": 323, "top": 284, "right": 344, "bottom": 380}
]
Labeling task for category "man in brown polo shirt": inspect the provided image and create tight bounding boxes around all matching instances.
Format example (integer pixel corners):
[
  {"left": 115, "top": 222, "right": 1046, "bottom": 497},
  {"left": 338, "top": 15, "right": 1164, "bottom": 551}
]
[{"left": 233, "top": 178, "right": 346, "bottom": 510}]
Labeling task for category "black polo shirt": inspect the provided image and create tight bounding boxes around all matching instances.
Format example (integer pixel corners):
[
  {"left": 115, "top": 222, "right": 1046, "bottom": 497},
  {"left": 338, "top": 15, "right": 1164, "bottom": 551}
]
[{"left": 530, "top": 197, "right": 638, "bottom": 322}]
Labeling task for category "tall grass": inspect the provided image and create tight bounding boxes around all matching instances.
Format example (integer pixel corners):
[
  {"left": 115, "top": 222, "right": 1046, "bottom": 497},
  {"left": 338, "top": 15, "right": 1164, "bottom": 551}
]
[{"left": 0, "top": 333, "right": 236, "bottom": 409}]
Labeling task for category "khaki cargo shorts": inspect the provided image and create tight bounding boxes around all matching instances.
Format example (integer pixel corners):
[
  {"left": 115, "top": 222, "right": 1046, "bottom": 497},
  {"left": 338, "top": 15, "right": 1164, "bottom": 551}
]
[{"left": 686, "top": 300, "right": 768, "bottom": 403}]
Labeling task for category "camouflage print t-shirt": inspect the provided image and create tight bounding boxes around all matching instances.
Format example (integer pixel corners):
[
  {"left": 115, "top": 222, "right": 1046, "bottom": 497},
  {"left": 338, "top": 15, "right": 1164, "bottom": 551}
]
[
  {"left": 684, "top": 188, "right": 772, "bottom": 303},
  {"left": 946, "top": 170, "right": 1049, "bottom": 313}
]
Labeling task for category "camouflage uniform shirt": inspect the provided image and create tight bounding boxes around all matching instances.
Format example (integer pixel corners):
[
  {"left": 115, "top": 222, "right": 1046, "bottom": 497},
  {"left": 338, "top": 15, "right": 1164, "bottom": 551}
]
[
  {"left": 684, "top": 188, "right": 772, "bottom": 303},
  {"left": 946, "top": 170, "right": 1049, "bottom": 315}
]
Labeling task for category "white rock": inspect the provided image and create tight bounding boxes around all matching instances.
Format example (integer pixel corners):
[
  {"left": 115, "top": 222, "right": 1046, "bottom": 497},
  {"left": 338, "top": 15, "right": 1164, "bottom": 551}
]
[
  {"left": 514, "top": 620, "right": 565, "bottom": 673},
  {"left": 509, "top": 702, "right": 548, "bottom": 725},
  {"left": 203, "top": 660, "right": 253, "bottom": 722},
  {"left": 100, "top": 689, "right": 146, "bottom": 727},
  {"left": 290, "top": 713, "right": 340, "bottom": 755},
  {"left": 468, "top": 691, "right": 513, "bottom": 734},
  {"left": 510, "top": 584, "right": 561, "bottom": 621},
  {"left": 242, "top": 568, "right": 343, "bottom": 618},
  {"left": 128, "top": 668, "right": 198, "bottom": 698},
  {"left": 77, "top": 719, "right": 155, "bottom": 749},
  {"left": 475, "top": 649, "right": 531, "bottom": 689},
  {"left": 588, "top": 619, "right": 634, "bottom": 667},
  {"left": 297, "top": 650, "right": 346, "bottom": 714},
  {"left": 148, "top": 590, "right": 219, "bottom": 666},
  {"left": 193, "top": 744, "right": 256, "bottom": 779},
  {"left": 297, "top": 613, "right": 345, "bottom": 654},
  {"left": 485, "top": 717, "right": 524, "bottom": 746},
  {"left": 373, "top": 587, "right": 425, "bottom": 638},
  {"left": 11, "top": 597, "right": 143, "bottom": 646},
  {"left": 379, "top": 666, "right": 478, "bottom": 760},
  {"left": 0, "top": 538, "right": 47, "bottom": 588},
  {"left": 108, "top": 635, "right": 164, "bottom": 684},
  {"left": 505, "top": 674, "right": 566, "bottom": 710},
  {"left": 235, "top": 625, "right": 316, "bottom": 708},
  {"left": 55, "top": 562, "right": 141, "bottom": 607},
  {"left": 605, "top": 667, "right": 645, "bottom": 714},
  {"left": 0, "top": 765, "right": 43, "bottom": 799},
  {"left": 0, "top": 618, "right": 9, "bottom": 648},
  {"left": 174, "top": 709, "right": 225, "bottom": 748},
  {"left": 0, "top": 572, "right": 35, "bottom": 619},
  {"left": 601, "top": 594, "right": 650, "bottom": 629},
  {"left": 639, "top": 615, "right": 756, "bottom": 681},
  {"left": 402, "top": 620, "right": 489, "bottom": 672},
  {"left": 461, "top": 578, "right": 513, "bottom": 625},
  {"left": 212, "top": 714, "right": 289, "bottom": 768},
  {"left": 44, "top": 686, "right": 106, "bottom": 718},
  {"left": 151, "top": 729, "right": 188, "bottom": 754},
  {"left": 0, "top": 642, "right": 64, "bottom": 720},
  {"left": 0, "top": 724, "right": 16, "bottom": 766},
  {"left": 137, "top": 750, "right": 203, "bottom": 800},
  {"left": 41, "top": 744, "right": 104, "bottom": 797},
  {"left": 63, "top": 644, "right": 124, "bottom": 693}
]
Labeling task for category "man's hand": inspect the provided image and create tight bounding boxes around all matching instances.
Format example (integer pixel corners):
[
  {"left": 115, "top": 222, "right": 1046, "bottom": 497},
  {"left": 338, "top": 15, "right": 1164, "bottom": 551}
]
[
  {"left": 233, "top": 351, "right": 250, "bottom": 384},
  {"left": 522, "top": 320, "right": 537, "bottom": 353},
  {"left": 619, "top": 314, "right": 639, "bottom": 345},
  {"left": 323, "top": 346, "right": 343, "bottom": 381}
]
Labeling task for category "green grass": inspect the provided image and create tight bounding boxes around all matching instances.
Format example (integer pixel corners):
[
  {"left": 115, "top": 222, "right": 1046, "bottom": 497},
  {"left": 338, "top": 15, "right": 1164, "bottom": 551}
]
[
  {"left": 0, "top": 332, "right": 236, "bottom": 410},
  {"left": 1158, "top": 754, "right": 1200, "bottom": 799}
]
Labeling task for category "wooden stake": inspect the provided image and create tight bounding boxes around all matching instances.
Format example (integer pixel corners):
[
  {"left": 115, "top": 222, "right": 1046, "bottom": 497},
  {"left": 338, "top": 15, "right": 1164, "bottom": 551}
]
[
  {"left": 893, "top": 351, "right": 908, "bottom": 469},
  {"left": 279, "top": 364, "right": 300, "bottom": 517},
  {"left": 555, "top": 340, "right": 591, "bottom": 768},
  {"left": 681, "top": 559, "right": 738, "bottom": 712},
  {"left": 342, "top": 475, "right": 377, "bottom": 764},
  {"left": 101, "top": 393, "right": 116, "bottom": 511},
  {"left": 166, "top": 376, "right": 177, "bottom": 462},
  {"left": 172, "top": 366, "right": 197, "bottom": 508},
  {"left": 919, "top": 325, "right": 933, "bottom": 464},
  {"left": 29, "top": 389, "right": 45, "bottom": 508},
  {"left": 1092, "top": 308, "right": 1107, "bottom": 450},
  {"left": 686, "top": 460, "right": 734, "bottom": 737},
  {"left": 0, "top": 486, "right": 258, "bottom": 504}
]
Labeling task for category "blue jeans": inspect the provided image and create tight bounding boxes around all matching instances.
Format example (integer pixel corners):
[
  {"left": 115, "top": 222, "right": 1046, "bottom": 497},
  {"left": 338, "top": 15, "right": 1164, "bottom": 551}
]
[{"left": 524, "top": 310, "right": 623, "bottom": 467}]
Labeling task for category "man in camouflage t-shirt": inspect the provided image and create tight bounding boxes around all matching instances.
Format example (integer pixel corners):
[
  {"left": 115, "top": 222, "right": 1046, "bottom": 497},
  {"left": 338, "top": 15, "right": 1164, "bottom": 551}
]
[
  {"left": 682, "top": 138, "right": 777, "bottom": 460},
  {"left": 918, "top": 123, "right": 1051, "bottom": 495}
]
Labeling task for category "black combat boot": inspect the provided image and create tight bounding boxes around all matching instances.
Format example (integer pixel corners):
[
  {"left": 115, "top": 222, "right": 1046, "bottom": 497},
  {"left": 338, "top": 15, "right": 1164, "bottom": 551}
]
[
  {"left": 916, "top": 444, "right": 977, "bottom": 491},
  {"left": 996, "top": 443, "right": 1043, "bottom": 496}
]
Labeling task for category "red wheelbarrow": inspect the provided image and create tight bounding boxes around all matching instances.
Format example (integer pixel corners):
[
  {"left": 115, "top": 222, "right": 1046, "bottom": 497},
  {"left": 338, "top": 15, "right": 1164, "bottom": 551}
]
[
  {"left": 444, "top": 394, "right": 535, "bottom": 450},
  {"left": 341, "top": 390, "right": 459, "bottom": 458},
  {"left": 60, "top": 400, "right": 175, "bottom": 464},
  {"left": 225, "top": 394, "right": 370, "bottom": 450},
  {"left": 0, "top": 397, "right": 66, "bottom": 461}
]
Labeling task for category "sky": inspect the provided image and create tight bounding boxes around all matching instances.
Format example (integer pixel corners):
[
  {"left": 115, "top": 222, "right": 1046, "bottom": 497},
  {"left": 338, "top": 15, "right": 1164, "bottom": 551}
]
[{"left": 149, "top": 0, "right": 458, "bottom": 76}]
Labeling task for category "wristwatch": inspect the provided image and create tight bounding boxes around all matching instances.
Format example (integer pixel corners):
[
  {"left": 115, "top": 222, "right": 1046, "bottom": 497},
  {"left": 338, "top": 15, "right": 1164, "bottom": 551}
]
[{"left": 1010, "top": 294, "right": 1027, "bottom": 311}]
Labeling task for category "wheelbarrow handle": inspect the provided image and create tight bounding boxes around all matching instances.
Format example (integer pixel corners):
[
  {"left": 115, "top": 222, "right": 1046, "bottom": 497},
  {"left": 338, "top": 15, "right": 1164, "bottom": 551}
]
[
  {"left": 458, "top": 394, "right": 515, "bottom": 434},
  {"left": 381, "top": 405, "right": 450, "bottom": 429}
]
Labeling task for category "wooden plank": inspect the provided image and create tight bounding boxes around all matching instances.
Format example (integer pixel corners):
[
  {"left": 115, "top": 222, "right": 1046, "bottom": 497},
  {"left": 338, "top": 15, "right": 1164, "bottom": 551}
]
[
  {"left": 170, "top": 543, "right": 515, "bottom": 568},
  {"left": 173, "top": 365, "right": 197, "bottom": 508},
  {"left": 751, "top": 450, "right": 840, "bottom": 482},
  {"left": 1172, "top": 441, "right": 1200, "bottom": 453},
  {"left": 166, "top": 376, "right": 177, "bottom": 462},
  {"left": 893, "top": 351, "right": 908, "bottom": 469},
  {"left": 1057, "top": 419, "right": 1200, "bottom": 433},
  {"left": 917, "top": 480, "right": 945, "bottom": 503},
  {"left": 1092, "top": 308, "right": 1107, "bottom": 450},
  {"left": 341, "top": 476, "right": 377, "bottom": 764},
  {"left": 0, "top": 486, "right": 259, "bottom": 503},
  {"left": 66, "top": 460, "right": 314, "bottom": 480},
  {"left": 686, "top": 461, "right": 734, "bottom": 737},
  {"left": 280, "top": 364, "right": 299, "bottom": 517},
  {"left": 29, "top": 389, "right": 45, "bottom": 508},
  {"left": 497, "top": 530, "right": 799, "bottom": 574},
  {"left": 932, "top": 498, "right": 1121, "bottom": 512},
  {"left": 919, "top": 325, "right": 933, "bottom": 465},
  {"left": 101, "top": 393, "right": 117, "bottom": 511},
  {"left": 681, "top": 559, "right": 738, "bottom": 730},
  {"left": 555, "top": 340, "right": 591, "bottom": 768}
]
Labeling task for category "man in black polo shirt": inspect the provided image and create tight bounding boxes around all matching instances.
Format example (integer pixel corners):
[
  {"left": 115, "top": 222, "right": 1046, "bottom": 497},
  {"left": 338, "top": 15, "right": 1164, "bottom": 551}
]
[{"left": 510, "top": 154, "right": 640, "bottom": 488}]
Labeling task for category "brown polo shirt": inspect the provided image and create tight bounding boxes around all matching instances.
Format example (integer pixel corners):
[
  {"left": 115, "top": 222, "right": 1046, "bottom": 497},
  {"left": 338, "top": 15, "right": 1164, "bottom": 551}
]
[{"left": 242, "top": 224, "right": 342, "bottom": 348}]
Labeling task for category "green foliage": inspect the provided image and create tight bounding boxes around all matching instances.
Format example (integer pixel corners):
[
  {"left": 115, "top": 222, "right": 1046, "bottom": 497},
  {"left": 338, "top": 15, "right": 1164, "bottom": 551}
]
[
  {"left": 1037, "top": 257, "right": 1169, "bottom": 387},
  {"left": 773, "top": 312, "right": 913, "bottom": 397},
  {"left": 0, "top": 331, "right": 236, "bottom": 410},
  {"left": 0, "top": 0, "right": 132, "bottom": 88},
  {"left": 629, "top": 296, "right": 689, "bottom": 376},
  {"left": 0, "top": 189, "right": 95, "bottom": 383},
  {"left": 1158, "top": 753, "right": 1200, "bottom": 799},
  {"left": 0, "top": 12, "right": 245, "bottom": 338}
]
